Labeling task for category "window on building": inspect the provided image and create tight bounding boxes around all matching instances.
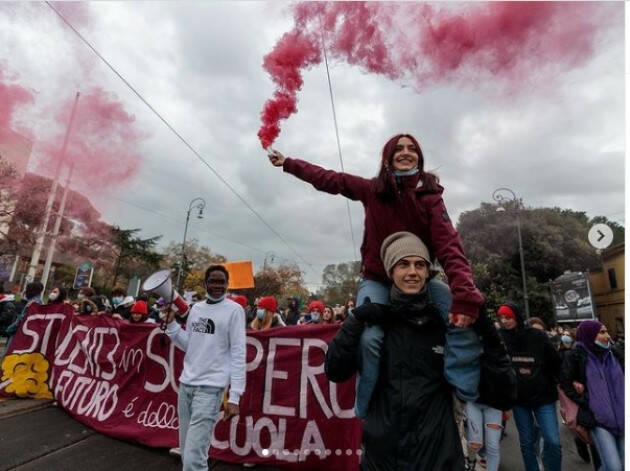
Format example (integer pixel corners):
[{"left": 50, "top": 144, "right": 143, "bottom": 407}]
[{"left": 607, "top": 268, "right": 618, "bottom": 290}]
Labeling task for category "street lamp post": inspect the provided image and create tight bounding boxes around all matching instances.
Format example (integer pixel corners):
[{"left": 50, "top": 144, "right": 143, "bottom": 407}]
[
  {"left": 176, "top": 197, "right": 206, "bottom": 292},
  {"left": 263, "top": 251, "right": 276, "bottom": 271},
  {"left": 492, "top": 187, "right": 530, "bottom": 319}
]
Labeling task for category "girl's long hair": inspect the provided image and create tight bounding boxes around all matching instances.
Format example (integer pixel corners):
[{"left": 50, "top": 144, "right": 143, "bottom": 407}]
[{"left": 374, "top": 133, "right": 439, "bottom": 197}]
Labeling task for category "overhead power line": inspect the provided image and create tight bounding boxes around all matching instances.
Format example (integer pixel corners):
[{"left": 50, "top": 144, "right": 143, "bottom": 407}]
[
  {"left": 112, "top": 196, "right": 327, "bottom": 269},
  {"left": 45, "top": 1, "right": 318, "bottom": 277},
  {"left": 320, "top": 27, "right": 359, "bottom": 262}
]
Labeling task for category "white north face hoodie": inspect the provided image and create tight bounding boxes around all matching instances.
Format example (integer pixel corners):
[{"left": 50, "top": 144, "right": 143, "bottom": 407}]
[{"left": 166, "top": 298, "right": 246, "bottom": 404}]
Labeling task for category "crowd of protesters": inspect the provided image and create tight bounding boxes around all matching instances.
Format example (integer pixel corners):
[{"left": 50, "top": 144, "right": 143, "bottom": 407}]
[
  {"left": 0, "top": 278, "right": 356, "bottom": 357},
  {"left": 0, "top": 132, "right": 623, "bottom": 471},
  {"left": 0, "top": 272, "right": 624, "bottom": 471}
]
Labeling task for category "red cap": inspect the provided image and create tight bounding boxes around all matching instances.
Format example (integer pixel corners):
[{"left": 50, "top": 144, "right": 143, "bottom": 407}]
[
  {"left": 257, "top": 296, "right": 277, "bottom": 313},
  {"left": 229, "top": 294, "right": 248, "bottom": 308},
  {"left": 308, "top": 300, "right": 325, "bottom": 314},
  {"left": 497, "top": 305, "right": 516, "bottom": 319},
  {"left": 130, "top": 300, "right": 148, "bottom": 316}
]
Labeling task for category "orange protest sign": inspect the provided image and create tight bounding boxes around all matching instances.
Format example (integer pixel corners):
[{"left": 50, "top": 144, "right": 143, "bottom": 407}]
[{"left": 222, "top": 261, "right": 255, "bottom": 290}]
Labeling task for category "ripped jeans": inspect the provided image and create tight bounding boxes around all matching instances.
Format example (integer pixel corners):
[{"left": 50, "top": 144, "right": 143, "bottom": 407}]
[{"left": 465, "top": 401, "right": 503, "bottom": 471}]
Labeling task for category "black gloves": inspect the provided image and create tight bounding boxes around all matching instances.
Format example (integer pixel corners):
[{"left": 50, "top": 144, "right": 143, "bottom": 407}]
[
  {"left": 352, "top": 298, "right": 389, "bottom": 326},
  {"left": 473, "top": 305, "right": 503, "bottom": 349}
]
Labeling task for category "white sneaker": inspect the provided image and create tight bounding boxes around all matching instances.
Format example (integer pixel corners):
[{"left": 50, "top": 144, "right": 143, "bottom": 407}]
[{"left": 169, "top": 447, "right": 181, "bottom": 457}]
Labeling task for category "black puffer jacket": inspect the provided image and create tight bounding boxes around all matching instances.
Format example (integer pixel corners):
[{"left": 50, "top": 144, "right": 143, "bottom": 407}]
[
  {"left": 325, "top": 294, "right": 463, "bottom": 471},
  {"left": 472, "top": 306, "right": 517, "bottom": 411},
  {"left": 498, "top": 302, "right": 562, "bottom": 407}
]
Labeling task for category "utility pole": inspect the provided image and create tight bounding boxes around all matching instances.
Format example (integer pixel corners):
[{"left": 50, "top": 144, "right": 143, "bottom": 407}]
[
  {"left": 41, "top": 161, "right": 75, "bottom": 291},
  {"left": 25, "top": 92, "right": 80, "bottom": 284}
]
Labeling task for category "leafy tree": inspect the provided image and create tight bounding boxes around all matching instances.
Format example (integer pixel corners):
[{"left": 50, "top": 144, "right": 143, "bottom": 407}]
[
  {"left": 0, "top": 157, "right": 20, "bottom": 241},
  {"left": 162, "top": 239, "right": 226, "bottom": 290},
  {"left": 182, "top": 269, "right": 207, "bottom": 297},
  {"left": 457, "top": 202, "right": 624, "bottom": 327},
  {"left": 110, "top": 226, "right": 162, "bottom": 289},
  {"left": 252, "top": 264, "right": 310, "bottom": 307},
  {"left": 0, "top": 172, "right": 49, "bottom": 253},
  {"left": 316, "top": 261, "right": 361, "bottom": 306}
]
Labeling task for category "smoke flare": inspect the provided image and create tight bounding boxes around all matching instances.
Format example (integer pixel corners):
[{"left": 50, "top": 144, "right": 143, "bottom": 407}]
[
  {"left": 0, "top": 68, "right": 34, "bottom": 131},
  {"left": 36, "top": 88, "right": 145, "bottom": 194},
  {"left": 258, "top": 1, "right": 614, "bottom": 149}
]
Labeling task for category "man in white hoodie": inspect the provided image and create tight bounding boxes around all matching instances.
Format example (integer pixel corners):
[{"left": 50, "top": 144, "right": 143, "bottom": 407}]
[{"left": 165, "top": 264, "right": 246, "bottom": 471}]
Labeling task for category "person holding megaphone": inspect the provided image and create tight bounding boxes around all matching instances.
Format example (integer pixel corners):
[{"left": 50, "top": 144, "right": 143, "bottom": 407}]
[{"left": 162, "top": 264, "right": 246, "bottom": 471}]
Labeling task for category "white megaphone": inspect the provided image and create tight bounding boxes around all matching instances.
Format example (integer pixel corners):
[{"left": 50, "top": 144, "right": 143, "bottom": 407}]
[{"left": 142, "top": 269, "right": 189, "bottom": 315}]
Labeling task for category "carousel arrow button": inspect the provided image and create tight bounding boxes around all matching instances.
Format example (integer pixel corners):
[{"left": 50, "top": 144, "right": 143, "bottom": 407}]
[{"left": 588, "top": 223, "right": 613, "bottom": 249}]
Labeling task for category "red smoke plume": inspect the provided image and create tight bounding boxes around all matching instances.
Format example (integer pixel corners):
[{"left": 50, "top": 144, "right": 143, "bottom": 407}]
[
  {"left": 257, "top": 30, "right": 321, "bottom": 149},
  {"left": 0, "top": 68, "right": 34, "bottom": 131},
  {"left": 258, "top": 1, "right": 614, "bottom": 148},
  {"left": 37, "top": 88, "right": 145, "bottom": 194}
]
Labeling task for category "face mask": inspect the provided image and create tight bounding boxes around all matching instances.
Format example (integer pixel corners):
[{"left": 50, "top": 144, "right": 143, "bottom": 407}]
[
  {"left": 256, "top": 309, "right": 266, "bottom": 320},
  {"left": 112, "top": 296, "right": 123, "bottom": 306},
  {"left": 561, "top": 335, "right": 572, "bottom": 344},
  {"left": 77, "top": 293, "right": 85, "bottom": 300},
  {"left": 49, "top": 292, "right": 59, "bottom": 301},
  {"left": 311, "top": 313, "right": 320, "bottom": 322},
  {"left": 84, "top": 304, "right": 93, "bottom": 314},
  {"left": 392, "top": 168, "right": 420, "bottom": 177},
  {"left": 206, "top": 293, "right": 226, "bottom": 303},
  {"left": 595, "top": 340, "right": 611, "bottom": 349}
]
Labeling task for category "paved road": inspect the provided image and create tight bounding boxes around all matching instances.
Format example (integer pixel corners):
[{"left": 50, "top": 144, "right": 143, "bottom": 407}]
[
  {"left": 497, "top": 412, "right": 595, "bottom": 471},
  {"left": 1, "top": 398, "right": 594, "bottom": 470}
]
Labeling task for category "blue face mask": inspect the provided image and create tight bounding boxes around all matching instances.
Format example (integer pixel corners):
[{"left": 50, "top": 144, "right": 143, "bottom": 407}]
[
  {"left": 311, "top": 313, "right": 320, "bottom": 322},
  {"left": 256, "top": 309, "right": 266, "bottom": 320},
  {"left": 206, "top": 293, "right": 226, "bottom": 303},
  {"left": 561, "top": 335, "right": 572, "bottom": 345},
  {"left": 112, "top": 296, "right": 123, "bottom": 306},
  {"left": 595, "top": 340, "right": 611, "bottom": 349},
  {"left": 392, "top": 168, "right": 419, "bottom": 177}
]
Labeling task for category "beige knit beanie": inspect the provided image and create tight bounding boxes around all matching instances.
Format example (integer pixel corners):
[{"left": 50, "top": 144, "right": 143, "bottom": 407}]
[{"left": 380, "top": 232, "right": 431, "bottom": 277}]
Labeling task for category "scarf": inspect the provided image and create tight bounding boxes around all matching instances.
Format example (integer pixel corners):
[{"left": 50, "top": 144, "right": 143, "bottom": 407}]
[{"left": 389, "top": 284, "right": 440, "bottom": 328}]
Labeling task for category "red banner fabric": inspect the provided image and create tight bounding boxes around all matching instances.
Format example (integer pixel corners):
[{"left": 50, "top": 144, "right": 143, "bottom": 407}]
[{"left": 0, "top": 303, "right": 362, "bottom": 469}]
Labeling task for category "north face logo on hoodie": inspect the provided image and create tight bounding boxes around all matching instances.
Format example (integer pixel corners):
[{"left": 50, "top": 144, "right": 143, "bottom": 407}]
[
  {"left": 432, "top": 345, "right": 444, "bottom": 355},
  {"left": 192, "top": 317, "right": 215, "bottom": 334}
]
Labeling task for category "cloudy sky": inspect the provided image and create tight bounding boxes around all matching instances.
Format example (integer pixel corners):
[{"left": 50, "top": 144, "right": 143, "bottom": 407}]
[{"left": 0, "top": 2, "right": 625, "bottom": 290}]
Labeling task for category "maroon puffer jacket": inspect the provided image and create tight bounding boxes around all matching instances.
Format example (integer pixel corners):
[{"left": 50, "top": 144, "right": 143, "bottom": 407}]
[{"left": 283, "top": 157, "right": 483, "bottom": 318}]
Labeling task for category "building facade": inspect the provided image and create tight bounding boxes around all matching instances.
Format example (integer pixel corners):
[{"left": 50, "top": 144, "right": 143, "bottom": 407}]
[{"left": 589, "top": 243, "right": 625, "bottom": 338}]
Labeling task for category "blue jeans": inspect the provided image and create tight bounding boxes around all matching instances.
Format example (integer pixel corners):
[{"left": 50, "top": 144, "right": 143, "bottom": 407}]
[
  {"left": 591, "top": 427, "right": 624, "bottom": 471},
  {"left": 355, "top": 277, "right": 459, "bottom": 417},
  {"left": 466, "top": 402, "right": 502, "bottom": 471},
  {"left": 512, "top": 402, "right": 562, "bottom": 471},
  {"left": 178, "top": 383, "right": 224, "bottom": 471}
]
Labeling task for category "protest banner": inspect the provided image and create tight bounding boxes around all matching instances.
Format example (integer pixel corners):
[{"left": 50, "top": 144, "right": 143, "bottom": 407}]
[{"left": 0, "top": 303, "right": 361, "bottom": 469}]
